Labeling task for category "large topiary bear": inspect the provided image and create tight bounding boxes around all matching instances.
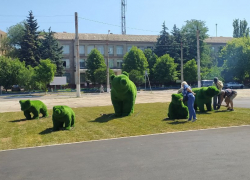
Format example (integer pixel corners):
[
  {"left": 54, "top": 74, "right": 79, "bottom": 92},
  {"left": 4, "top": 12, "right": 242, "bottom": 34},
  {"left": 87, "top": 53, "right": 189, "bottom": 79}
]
[
  {"left": 52, "top": 105, "right": 75, "bottom": 131},
  {"left": 192, "top": 86, "right": 220, "bottom": 112},
  {"left": 168, "top": 93, "right": 189, "bottom": 119},
  {"left": 110, "top": 71, "right": 137, "bottom": 116},
  {"left": 19, "top": 100, "right": 48, "bottom": 120}
]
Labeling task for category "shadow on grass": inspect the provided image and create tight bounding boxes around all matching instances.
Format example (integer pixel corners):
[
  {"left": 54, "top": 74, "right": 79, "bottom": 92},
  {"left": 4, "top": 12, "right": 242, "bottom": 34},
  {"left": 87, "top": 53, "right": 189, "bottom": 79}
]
[
  {"left": 214, "top": 110, "right": 230, "bottom": 113},
  {"left": 9, "top": 116, "right": 50, "bottom": 123},
  {"left": 39, "top": 128, "right": 53, "bottom": 135},
  {"left": 162, "top": 118, "right": 188, "bottom": 125},
  {"left": 90, "top": 113, "right": 121, "bottom": 123}
]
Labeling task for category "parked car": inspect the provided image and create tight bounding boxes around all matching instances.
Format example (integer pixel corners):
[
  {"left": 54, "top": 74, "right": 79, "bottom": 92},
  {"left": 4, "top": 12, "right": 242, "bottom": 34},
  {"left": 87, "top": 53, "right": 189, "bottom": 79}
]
[
  {"left": 224, "top": 82, "right": 244, "bottom": 89},
  {"left": 11, "top": 85, "right": 21, "bottom": 91},
  {"left": 201, "top": 80, "right": 213, "bottom": 87}
]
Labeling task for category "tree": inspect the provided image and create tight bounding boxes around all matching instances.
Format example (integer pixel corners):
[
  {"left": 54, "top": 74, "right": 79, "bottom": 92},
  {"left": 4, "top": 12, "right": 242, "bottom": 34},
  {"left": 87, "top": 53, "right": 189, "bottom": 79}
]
[
  {"left": 17, "top": 65, "right": 39, "bottom": 91},
  {"left": 0, "top": 56, "right": 26, "bottom": 91},
  {"left": 153, "top": 54, "right": 178, "bottom": 84},
  {"left": 19, "top": 11, "right": 41, "bottom": 67},
  {"left": 128, "top": 69, "right": 145, "bottom": 86},
  {"left": 94, "top": 68, "right": 114, "bottom": 84},
  {"left": 143, "top": 48, "right": 157, "bottom": 82},
  {"left": 123, "top": 46, "right": 148, "bottom": 75},
  {"left": 86, "top": 48, "right": 106, "bottom": 84},
  {"left": 233, "top": 19, "right": 249, "bottom": 38},
  {"left": 154, "top": 21, "right": 172, "bottom": 57},
  {"left": 219, "top": 37, "right": 250, "bottom": 82},
  {"left": 34, "top": 59, "right": 56, "bottom": 93},
  {"left": 40, "top": 28, "right": 64, "bottom": 76},
  {"left": 183, "top": 59, "right": 197, "bottom": 83}
]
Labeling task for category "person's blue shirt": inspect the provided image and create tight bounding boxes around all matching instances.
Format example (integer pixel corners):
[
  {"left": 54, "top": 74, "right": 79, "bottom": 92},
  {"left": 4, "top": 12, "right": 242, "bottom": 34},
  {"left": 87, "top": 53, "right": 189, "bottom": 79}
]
[{"left": 182, "top": 84, "right": 192, "bottom": 97}]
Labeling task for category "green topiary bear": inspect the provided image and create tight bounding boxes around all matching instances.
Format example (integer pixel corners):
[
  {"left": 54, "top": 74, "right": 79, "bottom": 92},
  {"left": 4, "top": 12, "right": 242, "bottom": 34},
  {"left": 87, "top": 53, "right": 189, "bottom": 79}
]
[
  {"left": 110, "top": 71, "right": 137, "bottom": 116},
  {"left": 52, "top": 105, "right": 75, "bottom": 131},
  {"left": 19, "top": 100, "right": 48, "bottom": 120},
  {"left": 168, "top": 93, "right": 189, "bottom": 119},
  {"left": 192, "top": 86, "right": 220, "bottom": 112}
]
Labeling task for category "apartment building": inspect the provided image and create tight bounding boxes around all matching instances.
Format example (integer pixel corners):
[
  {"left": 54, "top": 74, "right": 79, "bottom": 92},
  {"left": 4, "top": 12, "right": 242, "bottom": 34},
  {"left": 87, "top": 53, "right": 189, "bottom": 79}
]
[{"left": 55, "top": 33, "right": 233, "bottom": 86}]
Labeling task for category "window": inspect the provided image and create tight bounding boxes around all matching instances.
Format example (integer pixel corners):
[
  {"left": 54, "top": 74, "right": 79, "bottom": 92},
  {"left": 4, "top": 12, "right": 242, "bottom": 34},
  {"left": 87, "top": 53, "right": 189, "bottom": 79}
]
[
  {"left": 109, "top": 59, "right": 114, "bottom": 68},
  {"left": 62, "top": 45, "right": 69, "bottom": 54},
  {"left": 62, "top": 59, "right": 70, "bottom": 68},
  {"left": 108, "top": 45, "right": 114, "bottom": 55},
  {"left": 117, "top": 60, "right": 123, "bottom": 69},
  {"left": 64, "top": 73, "right": 71, "bottom": 83},
  {"left": 79, "top": 45, "right": 85, "bottom": 55},
  {"left": 80, "top": 59, "right": 86, "bottom": 69},
  {"left": 117, "top": 46, "right": 123, "bottom": 55},
  {"left": 127, "top": 46, "right": 132, "bottom": 52},
  {"left": 87, "top": 45, "right": 94, "bottom": 54},
  {"left": 96, "top": 45, "right": 104, "bottom": 55},
  {"left": 138, "top": 46, "right": 144, "bottom": 51}
]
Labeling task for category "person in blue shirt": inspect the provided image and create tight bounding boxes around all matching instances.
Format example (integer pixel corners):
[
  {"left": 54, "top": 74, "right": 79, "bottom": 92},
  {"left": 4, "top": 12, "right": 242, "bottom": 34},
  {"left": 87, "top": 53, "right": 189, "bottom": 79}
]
[{"left": 181, "top": 81, "right": 197, "bottom": 122}]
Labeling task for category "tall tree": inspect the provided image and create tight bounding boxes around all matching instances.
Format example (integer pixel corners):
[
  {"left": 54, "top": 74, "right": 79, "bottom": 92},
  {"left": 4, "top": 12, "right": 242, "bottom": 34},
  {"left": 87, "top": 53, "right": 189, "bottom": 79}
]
[
  {"left": 34, "top": 59, "right": 56, "bottom": 93},
  {"left": 153, "top": 54, "right": 178, "bottom": 84},
  {"left": 154, "top": 21, "right": 172, "bottom": 57},
  {"left": 40, "top": 28, "right": 64, "bottom": 76},
  {"left": 233, "top": 19, "right": 249, "bottom": 38},
  {"left": 123, "top": 46, "right": 148, "bottom": 75},
  {"left": 144, "top": 48, "right": 158, "bottom": 82},
  {"left": 86, "top": 48, "right": 106, "bottom": 84},
  {"left": 19, "top": 11, "right": 41, "bottom": 67},
  {"left": 183, "top": 59, "right": 197, "bottom": 83}
]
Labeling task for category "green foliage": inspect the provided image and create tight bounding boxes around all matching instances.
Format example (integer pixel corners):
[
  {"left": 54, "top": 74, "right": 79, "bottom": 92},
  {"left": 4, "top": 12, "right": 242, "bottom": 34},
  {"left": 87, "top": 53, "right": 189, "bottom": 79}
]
[
  {"left": 192, "top": 86, "right": 219, "bottom": 112},
  {"left": 233, "top": 19, "right": 249, "bottom": 38},
  {"left": 220, "top": 37, "right": 250, "bottom": 82},
  {"left": 153, "top": 54, "right": 178, "bottom": 84},
  {"left": 19, "top": 11, "right": 41, "bottom": 67},
  {"left": 19, "top": 100, "right": 48, "bottom": 119},
  {"left": 86, "top": 48, "right": 106, "bottom": 84},
  {"left": 123, "top": 46, "right": 148, "bottom": 75},
  {"left": 111, "top": 71, "right": 137, "bottom": 116},
  {"left": 144, "top": 48, "right": 158, "bottom": 81},
  {"left": 40, "top": 28, "right": 64, "bottom": 76},
  {"left": 183, "top": 59, "right": 197, "bottom": 83},
  {"left": 34, "top": 59, "right": 56, "bottom": 93},
  {"left": 202, "top": 66, "right": 224, "bottom": 81},
  {"left": 52, "top": 105, "right": 75, "bottom": 131},
  {"left": 128, "top": 69, "right": 145, "bottom": 85},
  {"left": 168, "top": 93, "right": 189, "bottom": 119},
  {"left": 0, "top": 56, "right": 26, "bottom": 90},
  {"left": 94, "top": 68, "right": 115, "bottom": 84},
  {"left": 154, "top": 21, "right": 172, "bottom": 57}
]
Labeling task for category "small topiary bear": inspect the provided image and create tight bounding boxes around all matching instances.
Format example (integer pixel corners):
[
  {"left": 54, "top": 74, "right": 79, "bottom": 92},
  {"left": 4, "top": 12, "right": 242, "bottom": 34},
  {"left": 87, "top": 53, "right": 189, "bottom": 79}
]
[
  {"left": 110, "top": 71, "right": 137, "bottom": 116},
  {"left": 192, "top": 86, "right": 220, "bottom": 112},
  {"left": 52, "top": 105, "right": 75, "bottom": 131},
  {"left": 168, "top": 93, "right": 189, "bottom": 119},
  {"left": 19, "top": 100, "right": 48, "bottom": 120}
]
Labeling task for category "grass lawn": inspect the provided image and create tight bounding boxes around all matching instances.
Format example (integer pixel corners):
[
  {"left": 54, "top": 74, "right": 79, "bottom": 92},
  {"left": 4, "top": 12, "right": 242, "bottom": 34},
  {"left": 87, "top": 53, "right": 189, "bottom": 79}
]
[{"left": 0, "top": 102, "right": 250, "bottom": 151}]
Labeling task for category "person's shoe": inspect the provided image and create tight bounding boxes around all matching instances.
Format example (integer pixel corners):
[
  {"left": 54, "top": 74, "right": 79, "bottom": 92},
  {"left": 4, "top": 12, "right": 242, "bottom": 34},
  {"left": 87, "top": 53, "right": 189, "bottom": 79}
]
[
  {"left": 227, "top": 107, "right": 231, "bottom": 110},
  {"left": 192, "top": 118, "right": 197, "bottom": 122},
  {"left": 188, "top": 119, "right": 192, "bottom": 121},
  {"left": 217, "top": 105, "right": 220, "bottom": 110},
  {"left": 229, "top": 109, "right": 234, "bottom": 111}
]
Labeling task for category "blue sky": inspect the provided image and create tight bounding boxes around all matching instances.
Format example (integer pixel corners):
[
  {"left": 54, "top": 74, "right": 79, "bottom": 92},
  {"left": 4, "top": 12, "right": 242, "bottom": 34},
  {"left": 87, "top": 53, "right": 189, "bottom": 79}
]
[{"left": 1, "top": 0, "right": 250, "bottom": 37}]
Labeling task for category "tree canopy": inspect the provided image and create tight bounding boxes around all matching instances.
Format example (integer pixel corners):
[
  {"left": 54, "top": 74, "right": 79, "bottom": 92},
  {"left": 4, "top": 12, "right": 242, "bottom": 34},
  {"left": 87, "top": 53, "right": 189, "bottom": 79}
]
[{"left": 233, "top": 19, "right": 249, "bottom": 38}]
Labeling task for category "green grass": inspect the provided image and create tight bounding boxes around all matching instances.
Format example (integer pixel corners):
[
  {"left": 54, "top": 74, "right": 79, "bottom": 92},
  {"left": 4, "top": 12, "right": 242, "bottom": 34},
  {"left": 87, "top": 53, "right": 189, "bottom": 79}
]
[{"left": 0, "top": 102, "right": 250, "bottom": 150}]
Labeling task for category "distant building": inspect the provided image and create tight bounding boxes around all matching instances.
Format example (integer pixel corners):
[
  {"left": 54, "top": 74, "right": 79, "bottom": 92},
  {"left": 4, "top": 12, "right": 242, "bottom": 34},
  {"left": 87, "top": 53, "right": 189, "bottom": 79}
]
[{"left": 0, "top": 30, "right": 7, "bottom": 56}]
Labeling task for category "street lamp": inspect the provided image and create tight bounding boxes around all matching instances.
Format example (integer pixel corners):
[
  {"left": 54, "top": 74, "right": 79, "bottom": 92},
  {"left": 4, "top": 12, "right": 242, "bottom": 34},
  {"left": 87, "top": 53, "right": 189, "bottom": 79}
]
[{"left": 106, "top": 30, "right": 110, "bottom": 93}]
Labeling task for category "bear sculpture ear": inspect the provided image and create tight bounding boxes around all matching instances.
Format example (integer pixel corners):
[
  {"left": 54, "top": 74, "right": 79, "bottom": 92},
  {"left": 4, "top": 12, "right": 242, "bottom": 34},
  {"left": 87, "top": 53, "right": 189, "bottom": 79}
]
[
  {"left": 122, "top": 71, "right": 129, "bottom": 77},
  {"left": 111, "top": 74, "right": 115, "bottom": 80}
]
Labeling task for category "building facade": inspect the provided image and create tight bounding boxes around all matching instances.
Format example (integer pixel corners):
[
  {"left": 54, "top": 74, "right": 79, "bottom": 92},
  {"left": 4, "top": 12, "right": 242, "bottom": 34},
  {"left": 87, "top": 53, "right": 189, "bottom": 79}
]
[{"left": 55, "top": 33, "right": 233, "bottom": 86}]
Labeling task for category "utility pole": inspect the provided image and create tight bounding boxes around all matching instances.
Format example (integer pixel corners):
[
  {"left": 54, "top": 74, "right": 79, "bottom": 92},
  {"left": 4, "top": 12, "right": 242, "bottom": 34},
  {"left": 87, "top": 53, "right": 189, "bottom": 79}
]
[
  {"left": 181, "top": 41, "right": 184, "bottom": 82},
  {"left": 75, "top": 12, "right": 81, "bottom": 97},
  {"left": 106, "top": 30, "right": 110, "bottom": 93},
  {"left": 121, "top": 0, "right": 126, "bottom": 34},
  {"left": 197, "top": 28, "right": 201, "bottom": 88}
]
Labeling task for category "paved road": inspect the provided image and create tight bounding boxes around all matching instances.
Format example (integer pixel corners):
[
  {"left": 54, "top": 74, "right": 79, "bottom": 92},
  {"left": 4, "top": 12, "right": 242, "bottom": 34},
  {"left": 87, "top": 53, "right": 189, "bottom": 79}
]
[{"left": 1, "top": 126, "right": 250, "bottom": 180}]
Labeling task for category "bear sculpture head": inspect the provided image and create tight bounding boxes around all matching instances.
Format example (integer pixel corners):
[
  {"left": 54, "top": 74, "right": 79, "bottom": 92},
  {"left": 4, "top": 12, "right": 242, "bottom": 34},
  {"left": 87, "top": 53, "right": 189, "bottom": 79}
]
[
  {"left": 111, "top": 71, "right": 131, "bottom": 93},
  {"left": 205, "top": 86, "right": 220, "bottom": 97},
  {"left": 171, "top": 93, "right": 183, "bottom": 105},
  {"left": 53, "top": 106, "right": 66, "bottom": 117},
  {"left": 19, "top": 100, "right": 31, "bottom": 111}
]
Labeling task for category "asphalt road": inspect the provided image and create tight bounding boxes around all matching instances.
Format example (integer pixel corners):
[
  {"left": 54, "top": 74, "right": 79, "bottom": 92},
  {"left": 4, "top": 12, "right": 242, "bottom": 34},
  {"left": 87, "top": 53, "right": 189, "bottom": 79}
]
[{"left": 1, "top": 126, "right": 250, "bottom": 180}]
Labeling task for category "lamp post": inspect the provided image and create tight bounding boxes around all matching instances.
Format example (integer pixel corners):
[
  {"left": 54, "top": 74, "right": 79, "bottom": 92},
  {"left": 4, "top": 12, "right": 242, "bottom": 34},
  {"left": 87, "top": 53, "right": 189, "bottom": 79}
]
[{"left": 106, "top": 30, "right": 110, "bottom": 93}]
